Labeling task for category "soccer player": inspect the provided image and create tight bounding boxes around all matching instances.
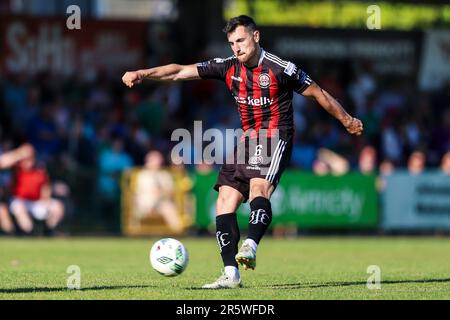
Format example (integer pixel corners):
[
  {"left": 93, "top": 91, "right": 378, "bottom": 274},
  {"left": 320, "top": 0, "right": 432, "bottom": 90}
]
[{"left": 122, "top": 15, "right": 363, "bottom": 289}]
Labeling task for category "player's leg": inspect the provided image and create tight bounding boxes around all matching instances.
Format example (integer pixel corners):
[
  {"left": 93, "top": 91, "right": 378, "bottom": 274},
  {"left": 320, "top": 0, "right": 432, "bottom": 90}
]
[
  {"left": 236, "top": 178, "right": 274, "bottom": 270},
  {"left": 216, "top": 185, "right": 244, "bottom": 275},
  {"left": 202, "top": 185, "right": 245, "bottom": 289},
  {"left": 10, "top": 199, "right": 33, "bottom": 234},
  {"left": 235, "top": 135, "right": 293, "bottom": 270}
]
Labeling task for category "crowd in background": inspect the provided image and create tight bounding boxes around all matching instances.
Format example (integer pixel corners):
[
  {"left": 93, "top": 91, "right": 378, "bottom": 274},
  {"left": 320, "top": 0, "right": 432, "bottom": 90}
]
[
  {"left": 1, "top": 56, "right": 450, "bottom": 234},
  {"left": 2, "top": 60, "right": 449, "bottom": 170}
]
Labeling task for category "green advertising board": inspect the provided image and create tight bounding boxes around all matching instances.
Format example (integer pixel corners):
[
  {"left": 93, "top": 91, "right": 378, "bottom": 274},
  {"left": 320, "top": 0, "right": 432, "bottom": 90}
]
[{"left": 193, "top": 171, "right": 378, "bottom": 229}]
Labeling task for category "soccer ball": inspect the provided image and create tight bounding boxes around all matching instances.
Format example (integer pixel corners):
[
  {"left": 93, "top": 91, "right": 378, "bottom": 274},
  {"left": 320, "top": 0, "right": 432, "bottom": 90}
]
[{"left": 149, "top": 238, "right": 189, "bottom": 277}]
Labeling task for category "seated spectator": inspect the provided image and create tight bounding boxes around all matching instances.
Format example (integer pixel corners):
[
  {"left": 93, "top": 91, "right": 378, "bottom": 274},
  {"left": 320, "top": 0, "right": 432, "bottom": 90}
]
[
  {"left": 133, "top": 150, "right": 184, "bottom": 233},
  {"left": 441, "top": 151, "right": 450, "bottom": 174},
  {"left": 317, "top": 148, "right": 349, "bottom": 175},
  {"left": 312, "top": 159, "right": 330, "bottom": 176},
  {"left": 8, "top": 145, "right": 65, "bottom": 235},
  {"left": 407, "top": 150, "right": 426, "bottom": 175}
]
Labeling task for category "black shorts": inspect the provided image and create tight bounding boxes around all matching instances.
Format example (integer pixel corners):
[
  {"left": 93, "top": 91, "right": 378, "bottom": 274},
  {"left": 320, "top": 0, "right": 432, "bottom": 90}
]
[{"left": 214, "top": 135, "right": 293, "bottom": 202}]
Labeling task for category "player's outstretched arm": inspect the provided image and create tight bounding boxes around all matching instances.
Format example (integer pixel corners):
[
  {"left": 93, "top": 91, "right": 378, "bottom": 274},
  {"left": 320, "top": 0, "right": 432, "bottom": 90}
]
[
  {"left": 122, "top": 64, "right": 200, "bottom": 87},
  {"left": 302, "top": 82, "right": 363, "bottom": 136}
]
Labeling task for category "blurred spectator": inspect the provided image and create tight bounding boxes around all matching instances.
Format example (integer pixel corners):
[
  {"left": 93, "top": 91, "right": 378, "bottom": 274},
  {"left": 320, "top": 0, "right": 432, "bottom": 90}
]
[
  {"left": 133, "top": 150, "right": 184, "bottom": 233},
  {"left": 379, "top": 159, "right": 395, "bottom": 177},
  {"left": 97, "top": 137, "right": 133, "bottom": 231},
  {"left": 407, "top": 151, "right": 426, "bottom": 175},
  {"left": 1, "top": 35, "right": 450, "bottom": 234},
  {"left": 348, "top": 62, "right": 376, "bottom": 118},
  {"left": 1, "top": 144, "right": 65, "bottom": 235},
  {"left": 359, "top": 145, "right": 377, "bottom": 175},
  {"left": 377, "top": 158, "right": 395, "bottom": 191},
  {"left": 98, "top": 137, "right": 134, "bottom": 200},
  {"left": 440, "top": 151, "right": 450, "bottom": 175},
  {"left": 27, "top": 104, "right": 62, "bottom": 160},
  {"left": 312, "top": 159, "right": 330, "bottom": 176},
  {"left": 430, "top": 109, "right": 450, "bottom": 158},
  {"left": 381, "top": 121, "right": 403, "bottom": 165},
  {"left": 317, "top": 148, "right": 349, "bottom": 175}
]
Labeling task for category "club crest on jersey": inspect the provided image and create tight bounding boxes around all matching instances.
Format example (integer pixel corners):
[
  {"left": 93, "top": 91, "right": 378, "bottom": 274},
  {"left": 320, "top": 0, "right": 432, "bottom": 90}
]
[{"left": 258, "top": 73, "right": 271, "bottom": 88}]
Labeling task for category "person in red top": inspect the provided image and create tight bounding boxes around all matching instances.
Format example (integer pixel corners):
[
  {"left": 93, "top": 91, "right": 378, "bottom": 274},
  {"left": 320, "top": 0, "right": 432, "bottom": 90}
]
[{"left": 8, "top": 145, "right": 64, "bottom": 235}]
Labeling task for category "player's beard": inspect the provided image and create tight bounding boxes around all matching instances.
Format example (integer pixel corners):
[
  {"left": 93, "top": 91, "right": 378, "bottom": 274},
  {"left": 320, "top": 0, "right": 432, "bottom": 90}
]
[
  {"left": 236, "top": 53, "right": 247, "bottom": 64},
  {"left": 238, "top": 50, "right": 255, "bottom": 65},
  {"left": 243, "top": 45, "right": 261, "bottom": 66}
]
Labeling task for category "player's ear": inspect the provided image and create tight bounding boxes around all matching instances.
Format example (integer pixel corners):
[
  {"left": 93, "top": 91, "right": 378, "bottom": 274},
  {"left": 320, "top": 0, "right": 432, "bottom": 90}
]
[{"left": 253, "top": 30, "right": 260, "bottom": 43}]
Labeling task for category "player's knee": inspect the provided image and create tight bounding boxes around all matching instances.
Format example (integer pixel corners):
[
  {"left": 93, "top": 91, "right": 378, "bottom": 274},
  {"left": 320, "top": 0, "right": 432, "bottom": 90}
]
[
  {"left": 216, "top": 189, "right": 242, "bottom": 214},
  {"left": 249, "top": 184, "right": 270, "bottom": 201},
  {"left": 216, "top": 193, "right": 232, "bottom": 213}
]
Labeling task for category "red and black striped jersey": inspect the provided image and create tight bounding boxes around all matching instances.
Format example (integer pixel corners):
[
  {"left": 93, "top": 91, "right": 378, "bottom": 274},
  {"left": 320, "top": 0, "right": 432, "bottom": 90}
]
[{"left": 197, "top": 49, "right": 312, "bottom": 140}]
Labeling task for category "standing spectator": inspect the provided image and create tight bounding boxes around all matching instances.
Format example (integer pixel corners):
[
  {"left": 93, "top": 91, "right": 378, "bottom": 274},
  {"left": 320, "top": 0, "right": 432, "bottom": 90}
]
[
  {"left": 98, "top": 137, "right": 134, "bottom": 199},
  {"left": 98, "top": 137, "right": 133, "bottom": 231}
]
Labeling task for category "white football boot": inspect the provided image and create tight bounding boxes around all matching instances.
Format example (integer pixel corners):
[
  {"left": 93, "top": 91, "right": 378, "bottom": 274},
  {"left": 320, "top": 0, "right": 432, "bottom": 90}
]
[
  {"left": 235, "top": 243, "right": 256, "bottom": 270},
  {"left": 201, "top": 272, "right": 243, "bottom": 289}
]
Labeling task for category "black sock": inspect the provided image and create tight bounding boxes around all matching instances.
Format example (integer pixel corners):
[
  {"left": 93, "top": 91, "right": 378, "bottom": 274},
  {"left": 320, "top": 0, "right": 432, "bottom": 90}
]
[
  {"left": 215, "top": 213, "right": 240, "bottom": 267},
  {"left": 247, "top": 197, "right": 272, "bottom": 244}
]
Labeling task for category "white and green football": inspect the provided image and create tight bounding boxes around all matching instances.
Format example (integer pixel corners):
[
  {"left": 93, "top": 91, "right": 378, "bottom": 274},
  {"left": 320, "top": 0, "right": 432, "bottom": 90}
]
[{"left": 149, "top": 238, "right": 189, "bottom": 277}]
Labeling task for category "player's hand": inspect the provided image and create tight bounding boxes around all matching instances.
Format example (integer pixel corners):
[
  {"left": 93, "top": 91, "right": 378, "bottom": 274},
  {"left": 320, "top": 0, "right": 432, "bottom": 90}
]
[
  {"left": 122, "top": 71, "right": 143, "bottom": 88},
  {"left": 343, "top": 116, "right": 363, "bottom": 136}
]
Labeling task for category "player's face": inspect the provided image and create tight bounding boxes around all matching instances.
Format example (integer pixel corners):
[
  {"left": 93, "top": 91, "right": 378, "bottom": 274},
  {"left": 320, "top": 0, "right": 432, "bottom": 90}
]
[{"left": 227, "top": 26, "right": 260, "bottom": 64}]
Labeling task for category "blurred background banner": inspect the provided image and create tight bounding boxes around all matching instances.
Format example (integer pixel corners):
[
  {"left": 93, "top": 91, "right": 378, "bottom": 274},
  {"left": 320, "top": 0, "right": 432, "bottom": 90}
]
[
  {"left": 194, "top": 171, "right": 378, "bottom": 230},
  {"left": 382, "top": 172, "right": 450, "bottom": 231},
  {"left": 261, "top": 27, "right": 421, "bottom": 77},
  {"left": 0, "top": 16, "right": 147, "bottom": 77},
  {"left": 419, "top": 30, "right": 450, "bottom": 91}
]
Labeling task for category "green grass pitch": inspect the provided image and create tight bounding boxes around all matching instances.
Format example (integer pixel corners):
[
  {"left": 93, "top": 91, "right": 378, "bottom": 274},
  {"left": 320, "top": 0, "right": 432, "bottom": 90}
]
[{"left": 1, "top": 237, "right": 450, "bottom": 299}]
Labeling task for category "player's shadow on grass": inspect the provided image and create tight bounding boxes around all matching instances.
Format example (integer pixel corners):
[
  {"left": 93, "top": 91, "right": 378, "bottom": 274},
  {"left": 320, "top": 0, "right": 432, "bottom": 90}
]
[
  {"left": 263, "top": 278, "right": 450, "bottom": 290},
  {"left": 0, "top": 284, "right": 155, "bottom": 294}
]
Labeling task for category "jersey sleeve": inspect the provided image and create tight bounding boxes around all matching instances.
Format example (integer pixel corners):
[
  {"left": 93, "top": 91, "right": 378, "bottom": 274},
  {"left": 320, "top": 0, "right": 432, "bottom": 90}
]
[
  {"left": 196, "top": 57, "right": 235, "bottom": 81},
  {"left": 282, "top": 62, "right": 313, "bottom": 94}
]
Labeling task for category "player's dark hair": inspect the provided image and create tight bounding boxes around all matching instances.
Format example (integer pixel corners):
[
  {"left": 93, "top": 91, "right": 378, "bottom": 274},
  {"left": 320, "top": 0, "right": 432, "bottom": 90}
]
[{"left": 223, "top": 15, "right": 257, "bottom": 34}]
